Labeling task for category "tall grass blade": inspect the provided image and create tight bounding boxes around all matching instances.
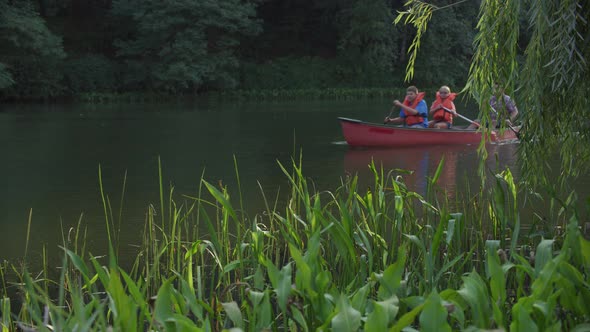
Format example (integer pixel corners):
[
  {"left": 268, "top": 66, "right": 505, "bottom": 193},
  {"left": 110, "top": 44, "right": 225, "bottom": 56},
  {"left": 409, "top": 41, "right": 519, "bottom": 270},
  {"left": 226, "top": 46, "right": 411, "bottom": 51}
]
[{"left": 1, "top": 298, "right": 10, "bottom": 332}]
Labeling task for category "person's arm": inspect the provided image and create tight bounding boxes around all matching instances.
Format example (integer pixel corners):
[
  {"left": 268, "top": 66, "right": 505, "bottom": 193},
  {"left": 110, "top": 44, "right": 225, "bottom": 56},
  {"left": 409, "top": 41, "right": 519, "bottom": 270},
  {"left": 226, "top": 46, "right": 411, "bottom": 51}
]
[
  {"left": 429, "top": 102, "right": 441, "bottom": 115},
  {"left": 416, "top": 101, "right": 428, "bottom": 117},
  {"left": 489, "top": 96, "right": 496, "bottom": 108},
  {"left": 436, "top": 102, "right": 457, "bottom": 115},
  {"left": 385, "top": 116, "right": 404, "bottom": 124},
  {"left": 509, "top": 108, "right": 519, "bottom": 121},
  {"left": 506, "top": 97, "right": 519, "bottom": 121},
  {"left": 394, "top": 100, "right": 419, "bottom": 115}
]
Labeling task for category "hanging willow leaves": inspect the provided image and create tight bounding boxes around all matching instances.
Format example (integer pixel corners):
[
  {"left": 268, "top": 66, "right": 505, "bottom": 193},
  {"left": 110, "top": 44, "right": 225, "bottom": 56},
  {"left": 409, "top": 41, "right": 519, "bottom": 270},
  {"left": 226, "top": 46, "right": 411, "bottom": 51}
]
[
  {"left": 465, "top": 0, "right": 520, "bottom": 181},
  {"left": 518, "top": 0, "right": 590, "bottom": 188},
  {"left": 394, "top": 0, "right": 470, "bottom": 82},
  {"left": 397, "top": 0, "right": 590, "bottom": 188},
  {"left": 394, "top": 0, "right": 434, "bottom": 82}
]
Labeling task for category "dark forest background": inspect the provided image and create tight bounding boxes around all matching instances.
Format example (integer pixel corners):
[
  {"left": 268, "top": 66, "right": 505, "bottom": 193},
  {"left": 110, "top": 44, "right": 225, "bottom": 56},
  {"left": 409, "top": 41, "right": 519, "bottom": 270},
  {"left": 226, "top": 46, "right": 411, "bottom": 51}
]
[{"left": 0, "top": 0, "right": 519, "bottom": 101}]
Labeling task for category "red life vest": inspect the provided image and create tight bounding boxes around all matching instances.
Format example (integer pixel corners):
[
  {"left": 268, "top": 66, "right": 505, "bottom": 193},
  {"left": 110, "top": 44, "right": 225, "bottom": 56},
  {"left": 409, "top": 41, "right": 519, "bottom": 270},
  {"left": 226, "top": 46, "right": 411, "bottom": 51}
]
[
  {"left": 402, "top": 92, "right": 426, "bottom": 126},
  {"left": 432, "top": 92, "right": 457, "bottom": 122}
]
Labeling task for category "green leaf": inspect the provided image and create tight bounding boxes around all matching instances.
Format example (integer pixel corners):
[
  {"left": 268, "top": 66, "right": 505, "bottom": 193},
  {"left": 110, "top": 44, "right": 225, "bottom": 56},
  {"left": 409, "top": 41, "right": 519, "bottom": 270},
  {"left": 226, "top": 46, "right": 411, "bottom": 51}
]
[
  {"left": 290, "top": 306, "right": 309, "bottom": 332},
  {"left": 510, "top": 303, "right": 539, "bottom": 332},
  {"left": 221, "top": 301, "right": 243, "bottom": 329},
  {"left": 289, "top": 243, "right": 311, "bottom": 292},
  {"left": 419, "top": 290, "right": 451, "bottom": 332},
  {"left": 390, "top": 303, "right": 424, "bottom": 332},
  {"left": 457, "top": 271, "right": 491, "bottom": 329},
  {"left": 274, "top": 263, "right": 292, "bottom": 313},
  {"left": 64, "top": 248, "right": 92, "bottom": 285},
  {"left": 351, "top": 283, "right": 371, "bottom": 313},
  {"left": 445, "top": 219, "right": 456, "bottom": 245},
  {"left": 202, "top": 180, "right": 237, "bottom": 222},
  {"left": 177, "top": 277, "right": 203, "bottom": 321},
  {"left": 154, "top": 278, "right": 177, "bottom": 331},
  {"left": 535, "top": 239, "right": 555, "bottom": 276},
  {"left": 486, "top": 242, "right": 506, "bottom": 327},
  {"left": 90, "top": 256, "right": 110, "bottom": 287},
  {"left": 331, "top": 296, "right": 361, "bottom": 332},
  {"left": 119, "top": 269, "right": 151, "bottom": 321},
  {"left": 107, "top": 270, "right": 138, "bottom": 331},
  {"left": 365, "top": 300, "right": 389, "bottom": 331},
  {"left": 366, "top": 297, "right": 399, "bottom": 331},
  {"left": 222, "top": 260, "right": 242, "bottom": 274},
  {"left": 166, "top": 313, "right": 202, "bottom": 331},
  {"left": 1, "top": 298, "right": 11, "bottom": 332},
  {"left": 378, "top": 246, "right": 407, "bottom": 300}
]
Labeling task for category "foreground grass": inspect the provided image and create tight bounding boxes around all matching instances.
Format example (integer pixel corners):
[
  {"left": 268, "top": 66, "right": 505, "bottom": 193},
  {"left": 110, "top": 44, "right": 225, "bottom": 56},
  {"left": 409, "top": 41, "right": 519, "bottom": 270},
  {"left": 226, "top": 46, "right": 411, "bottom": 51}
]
[{"left": 1, "top": 158, "right": 589, "bottom": 331}]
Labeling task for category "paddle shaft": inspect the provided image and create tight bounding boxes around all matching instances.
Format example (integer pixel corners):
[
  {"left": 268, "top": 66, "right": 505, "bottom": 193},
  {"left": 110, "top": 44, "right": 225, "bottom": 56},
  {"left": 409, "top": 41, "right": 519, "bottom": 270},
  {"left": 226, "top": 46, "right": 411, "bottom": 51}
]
[
  {"left": 441, "top": 106, "right": 479, "bottom": 126},
  {"left": 384, "top": 105, "right": 396, "bottom": 124},
  {"left": 491, "top": 106, "right": 520, "bottom": 138}
]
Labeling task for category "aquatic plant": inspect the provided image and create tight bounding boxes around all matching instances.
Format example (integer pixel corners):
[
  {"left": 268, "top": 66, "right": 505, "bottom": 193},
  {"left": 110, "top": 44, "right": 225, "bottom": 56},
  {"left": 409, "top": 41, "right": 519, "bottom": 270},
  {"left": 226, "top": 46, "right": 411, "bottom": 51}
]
[{"left": 0, "top": 159, "right": 588, "bottom": 331}]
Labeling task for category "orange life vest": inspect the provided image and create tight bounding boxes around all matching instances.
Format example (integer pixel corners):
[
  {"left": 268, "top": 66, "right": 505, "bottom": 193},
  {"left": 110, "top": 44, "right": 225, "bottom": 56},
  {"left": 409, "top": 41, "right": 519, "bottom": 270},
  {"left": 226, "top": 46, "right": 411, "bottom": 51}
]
[
  {"left": 432, "top": 92, "right": 457, "bottom": 122},
  {"left": 402, "top": 92, "right": 426, "bottom": 126}
]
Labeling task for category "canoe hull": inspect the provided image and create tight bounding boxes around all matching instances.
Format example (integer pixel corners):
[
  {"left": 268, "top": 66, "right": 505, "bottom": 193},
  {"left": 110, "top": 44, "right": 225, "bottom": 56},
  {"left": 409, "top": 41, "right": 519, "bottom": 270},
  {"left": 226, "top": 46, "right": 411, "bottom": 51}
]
[{"left": 338, "top": 117, "right": 519, "bottom": 147}]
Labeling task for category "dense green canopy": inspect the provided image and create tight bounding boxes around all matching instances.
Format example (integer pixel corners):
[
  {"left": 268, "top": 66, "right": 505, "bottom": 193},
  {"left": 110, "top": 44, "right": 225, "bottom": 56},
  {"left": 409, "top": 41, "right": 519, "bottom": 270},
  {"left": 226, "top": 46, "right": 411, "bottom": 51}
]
[
  {"left": 0, "top": 0, "right": 480, "bottom": 98},
  {"left": 0, "top": 0, "right": 65, "bottom": 96},
  {"left": 110, "top": 0, "right": 260, "bottom": 92}
]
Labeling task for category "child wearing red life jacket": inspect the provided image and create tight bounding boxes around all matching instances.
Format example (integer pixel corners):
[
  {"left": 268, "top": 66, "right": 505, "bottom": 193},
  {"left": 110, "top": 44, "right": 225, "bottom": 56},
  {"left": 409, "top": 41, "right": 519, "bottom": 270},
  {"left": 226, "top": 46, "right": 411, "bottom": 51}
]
[
  {"left": 384, "top": 86, "right": 429, "bottom": 128},
  {"left": 429, "top": 86, "right": 457, "bottom": 129}
]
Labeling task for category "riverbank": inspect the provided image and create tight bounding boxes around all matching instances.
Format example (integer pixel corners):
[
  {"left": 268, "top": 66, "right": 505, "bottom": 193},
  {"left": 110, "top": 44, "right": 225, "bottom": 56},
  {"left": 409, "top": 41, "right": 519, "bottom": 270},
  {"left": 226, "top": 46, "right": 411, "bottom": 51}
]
[{"left": 1, "top": 160, "right": 588, "bottom": 330}]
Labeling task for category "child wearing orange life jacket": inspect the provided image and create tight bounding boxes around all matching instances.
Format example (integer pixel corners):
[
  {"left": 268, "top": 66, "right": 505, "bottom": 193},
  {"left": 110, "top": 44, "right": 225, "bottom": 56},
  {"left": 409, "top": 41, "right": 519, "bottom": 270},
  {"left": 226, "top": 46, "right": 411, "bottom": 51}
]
[
  {"left": 384, "top": 86, "right": 429, "bottom": 128},
  {"left": 429, "top": 86, "right": 457, "bottom": 129}
]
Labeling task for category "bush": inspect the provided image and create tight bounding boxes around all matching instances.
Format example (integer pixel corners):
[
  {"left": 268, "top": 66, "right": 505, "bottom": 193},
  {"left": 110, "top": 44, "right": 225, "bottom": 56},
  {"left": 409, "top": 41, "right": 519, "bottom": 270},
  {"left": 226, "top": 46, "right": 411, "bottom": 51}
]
[
  {"left": 239, "top": 56, "right": 404, "bottom": 90},
  {"left": 63, "top": 54, "right": 119, "bottom": 94}
]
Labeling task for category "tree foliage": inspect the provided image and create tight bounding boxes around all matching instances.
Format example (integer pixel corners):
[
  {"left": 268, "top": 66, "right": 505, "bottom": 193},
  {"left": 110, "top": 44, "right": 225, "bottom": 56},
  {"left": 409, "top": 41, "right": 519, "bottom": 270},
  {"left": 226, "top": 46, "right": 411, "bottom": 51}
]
[
  {"left": 0, "top": 0, "right": 482, "bottom": 98},
  {"left": 111, "top": 0, "right": 261, "bottom": 92},
  {"left": 0, "top": 0, "right": 66, "bottom": 97},
  {"left": 338, "top": 0, "right": 398, "bottom": 71}
]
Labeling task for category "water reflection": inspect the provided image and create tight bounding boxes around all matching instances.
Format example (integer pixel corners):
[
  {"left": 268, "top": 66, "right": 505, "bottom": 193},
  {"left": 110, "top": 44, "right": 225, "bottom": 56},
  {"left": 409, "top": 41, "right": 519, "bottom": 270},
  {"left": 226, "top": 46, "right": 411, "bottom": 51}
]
[{"left": 343, "top": 143, "right": 520, "bottom": 198}]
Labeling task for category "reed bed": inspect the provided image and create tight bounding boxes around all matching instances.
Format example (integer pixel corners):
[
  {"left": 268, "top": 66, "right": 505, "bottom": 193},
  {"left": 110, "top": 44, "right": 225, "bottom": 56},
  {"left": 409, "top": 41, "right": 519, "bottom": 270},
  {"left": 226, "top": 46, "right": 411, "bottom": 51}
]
[{"left": 0, "top": 158, "right": 589, "bottom": 331}]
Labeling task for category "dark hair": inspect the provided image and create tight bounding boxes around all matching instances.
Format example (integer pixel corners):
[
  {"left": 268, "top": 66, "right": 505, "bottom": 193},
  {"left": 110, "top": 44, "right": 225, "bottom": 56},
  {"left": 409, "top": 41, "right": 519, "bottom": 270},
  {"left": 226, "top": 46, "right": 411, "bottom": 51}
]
[{"left": 406, "top": 86, "right": 418, "bottom": 94}]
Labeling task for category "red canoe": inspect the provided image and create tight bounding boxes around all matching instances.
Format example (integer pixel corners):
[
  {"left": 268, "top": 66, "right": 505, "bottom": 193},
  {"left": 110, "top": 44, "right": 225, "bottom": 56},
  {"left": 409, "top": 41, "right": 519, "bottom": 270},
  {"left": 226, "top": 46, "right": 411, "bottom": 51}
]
[{"left": 338, "top": 117, "right": 519, "bottom": 147}]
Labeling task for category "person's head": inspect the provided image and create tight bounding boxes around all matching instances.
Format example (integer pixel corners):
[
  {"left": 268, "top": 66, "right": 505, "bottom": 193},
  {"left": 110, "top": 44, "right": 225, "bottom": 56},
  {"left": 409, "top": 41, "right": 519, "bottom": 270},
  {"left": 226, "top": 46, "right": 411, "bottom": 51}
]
[
  {"left": 439, "top": 86, "right": 451, "bottom": 98},
  {"left": 493, "top": 82, "right": 504, "bottom": 94},
  {"left": 406, "top": 86, "right": 418, "bottom": 101}
]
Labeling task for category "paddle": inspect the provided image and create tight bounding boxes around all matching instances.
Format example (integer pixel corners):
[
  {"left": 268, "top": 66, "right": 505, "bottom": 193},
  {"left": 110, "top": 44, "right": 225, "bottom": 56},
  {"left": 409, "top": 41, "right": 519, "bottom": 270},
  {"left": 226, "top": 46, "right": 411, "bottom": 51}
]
[
  {"left": 441, "top": 106, "right": 480, "bottom": 127},
  {"left": 491, "top": 106, "right": 521, "bottom": 138},
  {"left": 442, "top": 106, "right": 521, "bottom": 139},
  {"left": 384, "top": 104, "right": 396, "bottom": 124}
]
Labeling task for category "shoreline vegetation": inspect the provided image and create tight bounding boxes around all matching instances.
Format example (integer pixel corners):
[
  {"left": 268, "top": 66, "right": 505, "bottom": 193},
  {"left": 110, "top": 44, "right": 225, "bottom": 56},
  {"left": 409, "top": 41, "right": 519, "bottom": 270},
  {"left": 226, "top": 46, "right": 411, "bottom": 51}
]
[
  {"left": 0, "top": 87, "right": 414, "bottom": 104},
  {"left": 1, "top": 158, "right": 588, "bottom": 331},
  {"left": 0, "top": 87, "right": 461, "bottom": 104}
]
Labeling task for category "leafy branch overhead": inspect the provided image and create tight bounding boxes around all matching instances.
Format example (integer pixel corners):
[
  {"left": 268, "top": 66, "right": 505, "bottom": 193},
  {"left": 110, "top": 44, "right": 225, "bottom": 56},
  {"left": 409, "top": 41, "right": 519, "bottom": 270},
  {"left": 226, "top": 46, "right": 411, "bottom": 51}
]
[
  {"left": 394, "top": 0, "right": 469, "bottom": 82},
  {"left": 397, "top": 0, "right": 590, "bottom": 187},
  {"left": 394, "top": 0, "right": 434, "bottom": 83}
]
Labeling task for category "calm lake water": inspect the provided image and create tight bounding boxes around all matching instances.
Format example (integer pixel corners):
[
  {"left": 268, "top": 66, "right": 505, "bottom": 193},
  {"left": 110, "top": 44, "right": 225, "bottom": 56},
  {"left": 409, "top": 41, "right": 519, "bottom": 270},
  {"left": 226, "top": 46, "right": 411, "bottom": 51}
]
[{"left": 0, "top": 98, "right": 585, "bottom": 269}]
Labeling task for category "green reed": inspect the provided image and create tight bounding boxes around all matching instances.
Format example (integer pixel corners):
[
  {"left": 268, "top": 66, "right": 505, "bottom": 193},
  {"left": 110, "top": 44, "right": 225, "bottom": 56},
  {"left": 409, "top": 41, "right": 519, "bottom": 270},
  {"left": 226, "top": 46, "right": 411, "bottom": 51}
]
[{"left": 1, "top": 157, "right": 588, "bottom": 331}]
